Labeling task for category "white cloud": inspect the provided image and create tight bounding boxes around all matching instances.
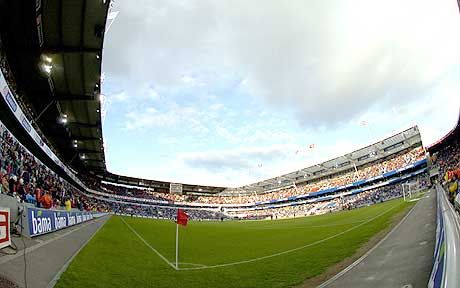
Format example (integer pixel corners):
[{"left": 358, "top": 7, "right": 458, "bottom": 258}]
[
  {"left": 181, "top": 75, "right": 196, "bottom": 85},
  {"left": 124, "top": 101, "right": 218, "bottom": 134},
  {"left": 104, "top": 0, "right": 460, "bottom": 127},
  {"left": 103, "top": 0, "right": 460, "bottom": 186},
  {"left": 111, "top": 91, "right": 129, "bottom": 102},
  {"left": 146, "top": 87, "right": 161, "bottom": 100},
  {"left": 111, "top": 140, "right": 366, "bottom": 187}
]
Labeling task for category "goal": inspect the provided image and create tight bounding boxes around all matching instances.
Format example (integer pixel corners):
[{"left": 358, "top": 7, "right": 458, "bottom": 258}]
[{"left": 401, "top": 181, "right": 422, "bottom": 202}]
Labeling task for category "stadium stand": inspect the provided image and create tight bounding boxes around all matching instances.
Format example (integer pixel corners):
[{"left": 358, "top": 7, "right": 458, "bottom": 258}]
[
  {"left": 423, "top": 112, "right": 460, "bottom": 288},
  {"left": 0, "top": 111, "right": 430, "bottom": 222},
  {"left": 225, "top": 174, "right": 429, "bottom": 219},
  {"left": 111, "top": 202, "right": 227, "bottom": 221},
  {"left": 77, "top": 169, "right": 430, "bottom": 221},
  {"left": 0, "top": 121, "right": 109, "bottom": 213},
  {"left": 433, "top": 140, "right": 460, "bottom": 204},
  {"left": 88, "top": 145, "right": 426, "bottom": 207},
  {"left": 428, "top": 111, "right": 460, "bottom": 207}
]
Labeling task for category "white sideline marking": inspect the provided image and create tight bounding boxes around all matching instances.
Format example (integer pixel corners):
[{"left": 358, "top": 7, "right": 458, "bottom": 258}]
[
  {"left": 179, "top": 204, "right": 402, "bottom": 271},
  {"left": 120, "top": 217, "right": 178, "bottom": 270},
  {"left": 306, "top": 220, "right": 367, "bottom": 228},
  {"left": 316, "top": 191, "right": 425, "bottom": 288},
  {"left": 47, "top": 216, "right": 109, "bottom": 288},
  {"left": 251, "top": 220, "right": 367, "bottom": 230}
]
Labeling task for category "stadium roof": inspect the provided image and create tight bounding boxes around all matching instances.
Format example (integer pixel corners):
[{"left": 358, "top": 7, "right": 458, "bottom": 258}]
[
  {"left": 223, "top": 126, "right": 423, "bottom": 194},
  {"left": 0, "top": 0, "right": 109, "bottom": 175},
  {"left": 98, "top": 126, "right": 422, "bottom": 195},
  {"left": 97, "top": 171, "right": 227, "bottom": 195},
  {"left": 427, "top": 108, "right": 460, "bottom": 152}
]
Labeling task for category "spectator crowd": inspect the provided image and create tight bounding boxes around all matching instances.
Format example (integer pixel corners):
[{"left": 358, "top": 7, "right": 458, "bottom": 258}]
[
  {"left": 110, "top": 201, "right": 227, "bottom": 221},
  {"left": 227, "top": 174, "right": 429, "bottom": 219},
  {"left": 96, "top": 147, "right": 425, "bottom": 205},
  {"left": 0, "top": 122, "right": 109, "bottom": 212},
  {"left": 433, "top": 136, "right": 460, "bottom": 204},
  {"left": 0, "top": 117, "right": 431, "bottom": 222},
  {"left": 0, "top": 117, "right": 432, "bottom": 222}
]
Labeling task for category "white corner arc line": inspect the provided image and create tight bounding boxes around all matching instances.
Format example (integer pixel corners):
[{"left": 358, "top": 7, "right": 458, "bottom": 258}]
[
  {"left": 120, "top": 217, "right": 178, "bottom": 270},
  {"left": 178, "top": 262, "right": 208, "bottom": 268},
  {"left": 178, "top": 203, "right": 403, "bottom": 271}
]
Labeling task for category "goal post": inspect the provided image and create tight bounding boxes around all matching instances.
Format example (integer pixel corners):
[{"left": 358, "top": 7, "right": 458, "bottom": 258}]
[
  {"left": 402, "top": 183, "right": 410, "bottom": 201},
  {"left": 402, "top": 181, "right": 421, "bottom": 202}
]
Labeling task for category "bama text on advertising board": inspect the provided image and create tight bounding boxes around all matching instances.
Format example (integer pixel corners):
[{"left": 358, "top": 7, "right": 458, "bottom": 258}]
[{"left": 27, "top": 208, "right": 95, "bottom": 237}]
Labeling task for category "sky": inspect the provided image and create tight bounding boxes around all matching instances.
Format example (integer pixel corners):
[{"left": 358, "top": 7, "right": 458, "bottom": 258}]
[{"left": 100, "top": 0, "right": 460, "bottom": 187}]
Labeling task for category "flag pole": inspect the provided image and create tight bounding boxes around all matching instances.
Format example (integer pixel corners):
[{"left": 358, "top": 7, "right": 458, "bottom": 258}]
[{"left": 175, "top": 222, "right": 179, "bottom": 270}]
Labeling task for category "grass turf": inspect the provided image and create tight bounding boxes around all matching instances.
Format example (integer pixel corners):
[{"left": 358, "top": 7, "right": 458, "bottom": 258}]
[{"left": 55, "top": 199, "right": 413, "bottom": 288}]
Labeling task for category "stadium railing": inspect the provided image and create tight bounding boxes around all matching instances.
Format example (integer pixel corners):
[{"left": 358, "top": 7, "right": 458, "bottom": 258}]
[{"left": 428, "top": 184, "right": 460, "bottom": 288}]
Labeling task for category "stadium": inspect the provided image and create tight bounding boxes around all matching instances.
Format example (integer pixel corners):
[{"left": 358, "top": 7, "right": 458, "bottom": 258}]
[{"left": 0, "top": 1, "right": 459, "bottom": 288}]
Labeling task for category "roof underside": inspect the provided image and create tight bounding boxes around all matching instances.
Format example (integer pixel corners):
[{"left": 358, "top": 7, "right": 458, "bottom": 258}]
[
  {"left": 0, "top": 0, "right": 109, "bottom": 175},
  {"left": 427, "top": 108, "right": 460, "bottom": 152}
]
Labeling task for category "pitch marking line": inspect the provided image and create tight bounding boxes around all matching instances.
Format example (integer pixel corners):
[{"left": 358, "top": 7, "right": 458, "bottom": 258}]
[
  {"left": 47, "top": 215, "right": 110, "bottom": 288},
  {"left": 121, "top": 217, "right": 180, "bottom": 270},
  {"left": 122, "top": 203, "right": 403, "bottom": 271},
  {"left": 249, "top": 220, "right": 367, "bottom": 230},
  {"left": 316, "top": 199, "right": 419, "bottom": 288},
  {"left": 178, "top": 262, "right": 208, "bottom": 268},
  {"left": 178, "top": 204, "right": 402, "bottom": 271}
]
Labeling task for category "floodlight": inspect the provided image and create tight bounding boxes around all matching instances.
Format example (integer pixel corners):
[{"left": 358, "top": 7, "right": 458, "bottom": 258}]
[
  {"left": 59, "top": 114, "right": 68, "bottom": 124},
  {"left": 41, "top": 63, "right": 53, "bottom": 75},
  {"left": 40, "top": 54, "right": 52, "bottom": 63}
]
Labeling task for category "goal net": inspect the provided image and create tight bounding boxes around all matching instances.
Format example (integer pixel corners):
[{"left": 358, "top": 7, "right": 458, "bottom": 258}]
[{"left": 401, "top": 180, "right": 424, "bottom": 202}]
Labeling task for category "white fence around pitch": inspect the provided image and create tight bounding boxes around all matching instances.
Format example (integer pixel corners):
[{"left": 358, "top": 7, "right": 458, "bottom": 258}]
[{"left": 428, "top": 185, "right": 460, "bottom": 288}]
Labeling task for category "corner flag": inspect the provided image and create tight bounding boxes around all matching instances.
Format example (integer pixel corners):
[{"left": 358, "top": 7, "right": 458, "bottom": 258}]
[
  {"left": 176, "top": 209, "right": 188, "bottom": 226},
  {"left": 175, "top": 209, "right": 188, "bottom": 269}
]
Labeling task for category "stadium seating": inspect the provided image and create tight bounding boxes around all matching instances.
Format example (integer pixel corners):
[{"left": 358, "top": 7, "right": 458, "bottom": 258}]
[
  {"left": 433, "top": 136, "right": 460, "bottom": 204},
  {"left": 111, "top": 202, "right": 227, "bottom": 220},
  {"left": 225, "top": 174, "right": 429, "bottom": 219},
  {"left": 96, "top": 147, "right": 425, "bottom": 205},
  {"left": 0, "top": 122, "right": 109, "bottom": 212},
  {"left": 0, "top": 115, "right": 432, "bottom": 221}
]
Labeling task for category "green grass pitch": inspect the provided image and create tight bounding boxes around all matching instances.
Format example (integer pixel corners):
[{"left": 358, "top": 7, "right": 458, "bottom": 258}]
[{"left": 55, "top": 199, "right": 413, "bottom": 288}]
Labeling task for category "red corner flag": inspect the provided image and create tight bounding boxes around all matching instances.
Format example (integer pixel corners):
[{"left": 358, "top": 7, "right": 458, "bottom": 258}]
[{"left": 176, "top": 209, "right": 188, "bottom": 226}]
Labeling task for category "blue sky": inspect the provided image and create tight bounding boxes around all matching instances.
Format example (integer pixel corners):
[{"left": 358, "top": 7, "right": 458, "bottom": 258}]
[{"left": 100, "top": 0, "right": 460, "bottom": 187}]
